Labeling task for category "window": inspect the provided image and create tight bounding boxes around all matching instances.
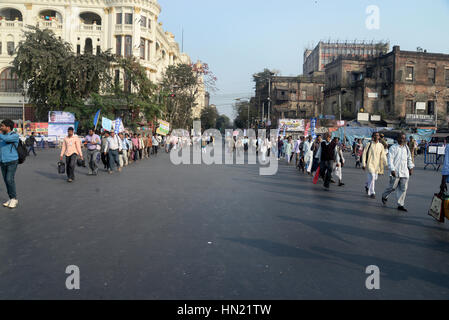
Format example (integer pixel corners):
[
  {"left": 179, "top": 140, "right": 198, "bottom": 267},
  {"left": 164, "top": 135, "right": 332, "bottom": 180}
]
[
  {"left": 7, "top": 42, "right": 14, "bottom": 55},
  {"left": 84, "top": 38, "right": 93, "bottom": 54},
  {"left": 385, "top": 100, "right": 391, "bottom": 113},
  {"left": 428, "top": 101, "right": 435, "bottom": 115},
  {"left": 0, "top": 68, "right": 19, "bottom": 92},
  {"left": 124, "top": 72, "right": 131, "bottom": 92},
  {"left": 428, "top": 68, "right": 436, "bottom": 84},
  {"left": 116, "top": 13, "right": 122, "bottom": 24},
  {"left": 147, "top": 40, "right": 151, "bottom": 61},
  {"left": 125, "top": 13, "right": 133, "bottom": 25},
  {"left": 406, "top": 66, "right": 414, "bottom": 81},
  {"left": 96, "top": 46, "right": 101, "bottom": 55},
  {"left": 114, "top": 70, "right": 120, "bottom": 87},
  {"left": 124, "top": 36, "right": 132, "bottom": 57},
  {"left": 77, "top": 45, "right": 81, "bottom": 54},
  {"left": 140, "top": 38, "right": 145, "bottom": 59},
  {"left": 148, "top": 19, "right": 151, "bottom": 29},
  {"left": 140, "top": 16, "right": 146, "bottom": 27},
  {"left": 446, "top": 102, "right": 449, "bottom": 115},
  {"left": 406, "top": 100, "right": 414, "bottom": 114},
  {"left": 446, "top": 69, "right": 449, "bottom": 87},
  {"left": 116, "top": 36, "right": 122, "bottom": 56},
  {"left": 0, "top": 42, "right": 2, "bottom": 55}
]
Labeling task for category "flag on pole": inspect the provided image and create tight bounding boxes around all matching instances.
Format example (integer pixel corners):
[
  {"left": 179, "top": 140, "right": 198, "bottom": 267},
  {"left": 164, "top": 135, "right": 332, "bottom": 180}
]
[{"left": 93, "top": 110, "right": 101, "bottom": 127}]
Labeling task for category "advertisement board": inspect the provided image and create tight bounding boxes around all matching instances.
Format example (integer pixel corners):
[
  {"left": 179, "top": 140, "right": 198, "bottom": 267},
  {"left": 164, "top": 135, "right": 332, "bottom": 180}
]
[
  {"left": 278, "top": 119, "right": 305, "bottom": 132},
  {"left": 357, "top": 113, "right": 370, "bottom": 122},
  {"left": 48, "top": 111, "right": 75, "bottom": 137}
]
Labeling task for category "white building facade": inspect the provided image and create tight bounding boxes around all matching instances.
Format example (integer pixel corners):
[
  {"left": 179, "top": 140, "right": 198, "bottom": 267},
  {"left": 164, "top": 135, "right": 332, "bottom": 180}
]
[{"left": 0, "top": 0, "right": 204, "bottom": 122}]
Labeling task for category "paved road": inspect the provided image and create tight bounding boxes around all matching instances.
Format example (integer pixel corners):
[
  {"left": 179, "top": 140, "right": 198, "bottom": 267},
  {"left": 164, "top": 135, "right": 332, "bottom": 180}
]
[{"left": 0, "top": 147, "right": 449, "bottom": 299}]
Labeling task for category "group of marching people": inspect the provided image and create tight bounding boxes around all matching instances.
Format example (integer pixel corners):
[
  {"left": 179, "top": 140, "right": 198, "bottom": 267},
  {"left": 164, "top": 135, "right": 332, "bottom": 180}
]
[
  {"left": 60, "top": 127, "right": 162, "bottom": 182},
  {"left": 280, "top": 131, "right": 415, "bottom": 212}
]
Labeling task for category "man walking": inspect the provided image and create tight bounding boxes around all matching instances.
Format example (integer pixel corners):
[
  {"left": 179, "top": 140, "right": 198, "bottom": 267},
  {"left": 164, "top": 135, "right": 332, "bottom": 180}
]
[
  {"left": 84, "top": 129, "right": 101, "bottom": 176},
  {"left": 320, "top": 133, "right": 337, "bottom": 190},
  {"left": 303, "top": 135, "right": 314, "bottom": 175},
  {"left": 362, "top": 132, "right": 387, "bottom": 199},
  {"left": 0, "top": 119, "right": 20, "bottom": 208},
  {"left": 101, "top": 131, "right": 110, "bottom": 171},
  {"left": 119, "top": 133, "right": 130, "bottom": 167},
  {"left": 60, "top": 127, "right": 83, "bottom": 183},
  {"left": 26, "top": 132, "right": 37, "bottom": 156},
  {"left": 382, "top": 133, "right": 414, "bottom": 212},
  {"left": 104, "top": 131, "right": 122, "bottom": 174}
]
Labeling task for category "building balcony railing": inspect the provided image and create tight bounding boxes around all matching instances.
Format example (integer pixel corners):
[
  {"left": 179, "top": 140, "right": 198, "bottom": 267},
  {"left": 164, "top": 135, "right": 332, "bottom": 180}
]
[
  {"left": 115, "top": 24, "right": 133, "bottom": 33},
  {"left": 78, "top": 24, "right": 102, "bottom": 33},
  {"left": 0, "top": 20, "right": 24, "bottom": 29},
  {"left": 37, "top": 20, "right": 63, "bottom": 30}
]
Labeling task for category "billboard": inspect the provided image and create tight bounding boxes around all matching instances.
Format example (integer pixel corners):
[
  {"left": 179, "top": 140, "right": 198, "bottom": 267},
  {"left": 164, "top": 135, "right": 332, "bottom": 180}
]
[
  {"left": 278, "top": 119, "right": 305, "bottom": 132},
  {"left": 25, "top": 123, "right": 48, "bottom": 135},
  {"left": 48, "top": 111, "right": 75, "bottom": 137}
]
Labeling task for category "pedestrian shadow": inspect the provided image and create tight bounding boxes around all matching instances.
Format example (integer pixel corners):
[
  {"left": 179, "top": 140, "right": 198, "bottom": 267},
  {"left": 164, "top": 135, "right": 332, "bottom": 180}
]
[
  {"left": 34, "top": 170, "right": 63, "bottom": 181},
  {"left": 277, "top": 215, "right": 449, "bottom": 254},
  {"left": 310, "top": 246, "right": 449, "bottom": 290},
  {"left": 279, "top": 200, "right": 448, "bottom": 233},
  {"left": 222, "top": 237, "right": 329, "bottom": 261}
]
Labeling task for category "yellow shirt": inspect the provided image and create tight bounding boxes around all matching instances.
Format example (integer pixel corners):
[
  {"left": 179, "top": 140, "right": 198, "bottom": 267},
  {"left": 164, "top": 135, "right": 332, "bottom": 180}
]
[{"left": 362, "top": 141, "right": 387, "bottom": 174}]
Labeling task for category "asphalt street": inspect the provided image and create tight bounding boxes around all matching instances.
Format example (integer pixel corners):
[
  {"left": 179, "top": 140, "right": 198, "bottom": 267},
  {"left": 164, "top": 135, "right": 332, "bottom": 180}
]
[{"left": 0, "top": 147, "right": 449, "bottom": 299}]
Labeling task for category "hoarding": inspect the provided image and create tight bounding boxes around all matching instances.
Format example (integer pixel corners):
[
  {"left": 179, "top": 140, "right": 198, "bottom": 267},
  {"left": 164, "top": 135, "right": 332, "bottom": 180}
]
[
  {"left": 357, "top": 113, "right": 370, "bottom": 122},
  {"left": 48, "top": 111, "right": 75, "bottom": 137},
  {"left": 278, "top": 119, "right": 305, "bottom": 132}
]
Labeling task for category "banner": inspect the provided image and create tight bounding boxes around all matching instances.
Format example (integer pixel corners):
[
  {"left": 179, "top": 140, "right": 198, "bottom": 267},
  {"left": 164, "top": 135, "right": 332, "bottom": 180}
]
[
  {"left": 310, "top": 118, "right": 317, "bottom": 139},
  {"left": 48, "top": 111, "right": 75, "bottom": 138},
  {"left": 156, "top": 120, "right": 170, "bottom": 136},
  {"left": 278, "top": 119, "right": 305, "bottom": 132},
  {"left": 102, "top": 117, "right": 113, "bottom": 131},
  {"left": 113, "top": 118, "right": 124, "bottom": 134},
  {"left": 304, "top": 121, "right": 310, "bottom": 137}
]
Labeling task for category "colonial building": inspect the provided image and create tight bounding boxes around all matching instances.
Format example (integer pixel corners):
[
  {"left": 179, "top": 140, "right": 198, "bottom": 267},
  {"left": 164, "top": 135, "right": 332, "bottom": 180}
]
[
  {"left": 0, "top": 0, "right": 205, "bottom": 123},
  {"left": 254, "top": 73, "right": 325, "bottom": 124},
  {"left": 303, "top": 40, "right": 389, "bottom": 75},
  {"left": 323, "top": 46, "right": 449, "bottom": 127}
]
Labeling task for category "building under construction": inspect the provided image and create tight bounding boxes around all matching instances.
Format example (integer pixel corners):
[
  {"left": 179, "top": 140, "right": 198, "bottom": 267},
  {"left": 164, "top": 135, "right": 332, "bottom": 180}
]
[{"left": 303, "top": 40, "right": 390, "bottom": 75}]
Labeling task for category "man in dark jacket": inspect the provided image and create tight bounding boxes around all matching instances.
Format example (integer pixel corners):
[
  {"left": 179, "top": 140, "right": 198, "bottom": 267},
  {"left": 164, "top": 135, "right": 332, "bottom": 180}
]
[
  {"left": 26, "top": 132, "right": 37, "bottom": 156},
  {"left": 320, "top": 133, "right": 338, "bottom": 190}
]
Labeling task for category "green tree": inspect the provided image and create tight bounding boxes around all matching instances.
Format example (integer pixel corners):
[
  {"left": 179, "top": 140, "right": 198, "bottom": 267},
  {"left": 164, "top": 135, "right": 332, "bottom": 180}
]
[
  {"left": 234, "top": 100, "right": 258, "bottom": 129},
  {"left": 200, "top": 105, "right": 219, "bottom": 130},
  {"left": 13, "top": 26, "right": 114, "bottom": 123},
  {"left": 216, "top": 114, "right": 232, "bottom": 133}
]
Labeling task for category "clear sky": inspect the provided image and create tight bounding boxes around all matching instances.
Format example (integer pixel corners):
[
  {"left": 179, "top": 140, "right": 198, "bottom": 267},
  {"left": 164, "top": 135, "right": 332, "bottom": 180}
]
[{"left": 158, "top": 0, "right": 449, "bottom": 119}]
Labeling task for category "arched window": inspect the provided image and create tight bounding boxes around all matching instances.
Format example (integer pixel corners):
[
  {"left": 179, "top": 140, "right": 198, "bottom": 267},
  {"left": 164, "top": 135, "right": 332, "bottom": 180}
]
[
  {"left": 0, "top": 68, "right": 19, "bottom": 92},
  {"left": 0, "top": 8, "right": 23, "bottom": 21},
  {"left": 79, "top": 12, "right": 102, "bottom": 25},
  {"left": 84, "top": 38, "right": 93, "bottom": 54},
  {"left": 38, "top": 10, "right": 63, "bottom": 23}
]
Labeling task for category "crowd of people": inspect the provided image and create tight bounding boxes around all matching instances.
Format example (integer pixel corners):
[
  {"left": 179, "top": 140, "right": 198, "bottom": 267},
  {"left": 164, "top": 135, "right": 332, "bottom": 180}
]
[
  {"left": 276, "top": 132, "right": 418, "bottom": 212},
  {"left": 60, "top": 128, "right": 164, "bottom": 182}
]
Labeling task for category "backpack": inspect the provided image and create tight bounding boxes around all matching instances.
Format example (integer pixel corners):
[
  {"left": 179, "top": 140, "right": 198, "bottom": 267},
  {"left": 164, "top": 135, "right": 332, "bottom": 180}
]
[
  {"left": 25, "top": 137, "right": 32, "bottom": 146},
  {"left": 9, "top": 140, "right": 28, "bottom": 164}
]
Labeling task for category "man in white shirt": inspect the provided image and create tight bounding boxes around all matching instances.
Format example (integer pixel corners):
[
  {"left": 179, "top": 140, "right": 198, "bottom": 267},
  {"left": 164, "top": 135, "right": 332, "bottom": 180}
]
[
  {"left": 303, "top": 136, "right": 314, "bottom": 175},
  {"left": 382, "top": 133, "right": 414, "bottom": 212},
  {"left": 104, "top": 131, "right": 122, "bottom": 174}
]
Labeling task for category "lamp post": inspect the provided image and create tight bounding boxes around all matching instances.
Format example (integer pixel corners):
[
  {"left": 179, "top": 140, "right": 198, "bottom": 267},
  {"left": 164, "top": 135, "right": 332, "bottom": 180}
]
[{"left": 21, "top": 81, "right": 28, "bottom": 135}]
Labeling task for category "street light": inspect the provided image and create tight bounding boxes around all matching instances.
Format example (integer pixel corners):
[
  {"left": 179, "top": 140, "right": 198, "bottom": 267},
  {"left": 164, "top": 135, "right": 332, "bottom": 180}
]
[{"left": 21, "top": 81, "right": 28, "bottom": 135}]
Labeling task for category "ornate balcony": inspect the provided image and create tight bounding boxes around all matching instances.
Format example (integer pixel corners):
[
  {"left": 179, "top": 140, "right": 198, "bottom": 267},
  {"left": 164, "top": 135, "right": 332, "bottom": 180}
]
[{"left": 0, "top": 20, "right": 24, "bottom": 30}]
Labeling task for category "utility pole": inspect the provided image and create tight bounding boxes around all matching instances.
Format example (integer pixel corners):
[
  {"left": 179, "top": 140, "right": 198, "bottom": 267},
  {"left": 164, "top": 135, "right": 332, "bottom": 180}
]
[{"left": 268, "top": 77, "right": 271, "bottom": 124}]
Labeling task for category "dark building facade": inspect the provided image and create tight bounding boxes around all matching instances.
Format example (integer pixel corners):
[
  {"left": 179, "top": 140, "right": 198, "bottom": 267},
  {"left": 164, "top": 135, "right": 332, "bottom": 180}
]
[
  {"left": 303, "top": 41, "right": 389, "bottom": 75},
  {"left": 254, "top": 73, "right": 325, "bottom": 125},
  {"left": 323, "top": 46, "right": 449, "bottom": 126}
]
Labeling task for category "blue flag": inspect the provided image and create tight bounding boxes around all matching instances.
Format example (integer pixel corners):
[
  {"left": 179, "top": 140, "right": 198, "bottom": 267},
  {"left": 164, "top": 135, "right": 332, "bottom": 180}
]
[{"left": 93, "top": 110, "right": 101, "bottom": 127}]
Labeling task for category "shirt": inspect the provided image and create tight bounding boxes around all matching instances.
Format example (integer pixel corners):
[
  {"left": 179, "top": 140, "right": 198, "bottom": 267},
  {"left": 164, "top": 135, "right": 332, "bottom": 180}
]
[
  {"left": 362, "top": 141, "right": 387, "bottom": 174},
  {"left": 152, "top": 137, "right": 159, "bottom": 146},
  {"left": 303, "top": 140, "right": 313, "bottom": 157},
  {"left": 104, "top": 135, "right": 122, "bottom": 153},
  {"left": 61, "top": 135, "right": 82, "bottom": 157},
  {"left": 84, "top": 134, "right": 101, "bottom": 151},
  {"left": 388, "top": 144, "right": 414, "bottom": 178},
  {"left": 293, "top": 140, "right": 302, "bottom": 153}
]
